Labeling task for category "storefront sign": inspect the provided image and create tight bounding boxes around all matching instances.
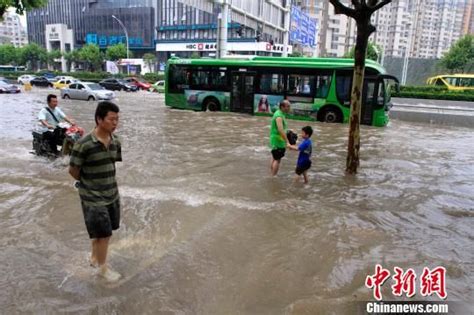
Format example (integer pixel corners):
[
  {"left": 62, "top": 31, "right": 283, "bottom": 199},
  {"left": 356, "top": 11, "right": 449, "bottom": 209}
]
[
  {"left": 86, "top": 33, "right": 146, "bottom": 47},
  {"left": 156, "top": 42, "right": 292, "bottom": 54},
  {"left": 49, "top": 27, "right": 60, "bottom": 40}
]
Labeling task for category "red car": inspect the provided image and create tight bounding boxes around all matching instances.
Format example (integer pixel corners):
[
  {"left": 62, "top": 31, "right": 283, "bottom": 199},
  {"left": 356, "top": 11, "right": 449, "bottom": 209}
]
[{"left": 124, "top": 77, "right": 151, "bottom": 90}]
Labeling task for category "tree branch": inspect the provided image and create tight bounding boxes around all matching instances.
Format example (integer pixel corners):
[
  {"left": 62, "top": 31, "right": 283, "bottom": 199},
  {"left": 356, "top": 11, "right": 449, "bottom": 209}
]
[
  {"left": 368, "top": 24, "right": 376, "bottom": 35},
  {"left": 330, "top": 0, "right": 357, "bottom": 18},
  {"left": 367, "top": 0, "right": 378, "bottom": 6},
  {"left": 369, "top": 0, "right": 392, "bottom": 12},
  {"left": 351, "top": 0, "right": 361, "bottom": 9}
]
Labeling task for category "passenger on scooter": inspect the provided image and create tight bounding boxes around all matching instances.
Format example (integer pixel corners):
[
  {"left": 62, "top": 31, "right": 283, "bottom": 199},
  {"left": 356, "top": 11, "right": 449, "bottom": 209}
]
[{"left": 37, "top": 94, "right": 76, "bottom": 154}]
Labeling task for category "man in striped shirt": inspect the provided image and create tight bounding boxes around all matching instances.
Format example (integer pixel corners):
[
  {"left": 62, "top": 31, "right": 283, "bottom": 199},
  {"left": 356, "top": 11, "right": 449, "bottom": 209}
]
[{"left": 69, "top": 101, "right": 122, "bottom": 282}]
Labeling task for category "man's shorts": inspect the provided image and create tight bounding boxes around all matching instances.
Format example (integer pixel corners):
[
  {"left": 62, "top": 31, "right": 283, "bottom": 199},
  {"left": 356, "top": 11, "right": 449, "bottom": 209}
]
[
  {"left": 295, "top": 161, "right": 312, "bottom": 175},
  {"left": 271, "top": 148, "right": 286, "bottom": 161},
  {"left": 81, "top": 199, "right": 120, "bottom": 239}
]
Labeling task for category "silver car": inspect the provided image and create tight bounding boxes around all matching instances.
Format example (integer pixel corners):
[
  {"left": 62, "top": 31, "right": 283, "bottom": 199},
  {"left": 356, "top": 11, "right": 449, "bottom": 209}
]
[{"left": 61, "top": 82, "right": 115, "bottom": 101}]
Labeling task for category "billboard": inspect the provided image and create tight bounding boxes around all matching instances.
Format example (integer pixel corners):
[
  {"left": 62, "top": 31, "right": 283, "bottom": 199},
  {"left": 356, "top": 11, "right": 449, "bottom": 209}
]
[{"left": 290, "top": 6, "right": 318, "bottom": 47}]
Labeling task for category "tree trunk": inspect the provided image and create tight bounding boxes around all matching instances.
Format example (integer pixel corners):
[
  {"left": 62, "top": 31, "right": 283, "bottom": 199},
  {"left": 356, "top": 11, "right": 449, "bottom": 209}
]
[{"left": 346, "top": 20, "right": 370, "bottom": 174}]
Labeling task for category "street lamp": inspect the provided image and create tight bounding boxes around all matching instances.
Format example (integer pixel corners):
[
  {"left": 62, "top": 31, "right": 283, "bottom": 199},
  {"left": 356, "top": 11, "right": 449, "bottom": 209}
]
[{"left": 111, "top": 14, "right": 130, "bottom": 74}]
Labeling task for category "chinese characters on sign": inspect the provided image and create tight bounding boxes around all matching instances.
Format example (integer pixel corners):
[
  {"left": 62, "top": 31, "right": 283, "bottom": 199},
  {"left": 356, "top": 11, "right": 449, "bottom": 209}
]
[
  {"left": 290, "top": 6, "right": 318, "bottom": 47},
  {"left": 85, "top": 33, "right": 145, "bottom": 47},
  {"left": 365, "top": 265, "right": 447, "bottom": 301}
]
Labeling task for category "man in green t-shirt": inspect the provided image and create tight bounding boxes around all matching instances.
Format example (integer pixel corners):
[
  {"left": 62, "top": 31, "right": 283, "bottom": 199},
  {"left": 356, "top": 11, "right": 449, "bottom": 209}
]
[{"left": 270, "top": 100, "right": 291, "bottom": 176}]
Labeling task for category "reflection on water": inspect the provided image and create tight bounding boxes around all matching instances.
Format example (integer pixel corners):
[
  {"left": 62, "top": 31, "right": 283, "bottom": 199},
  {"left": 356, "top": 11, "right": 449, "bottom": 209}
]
[{"left": 0, "top": 90, "right": 473, "bottom": 314}]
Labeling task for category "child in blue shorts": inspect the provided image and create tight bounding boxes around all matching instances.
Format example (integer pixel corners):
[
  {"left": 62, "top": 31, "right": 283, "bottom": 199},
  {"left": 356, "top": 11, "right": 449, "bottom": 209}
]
[{"left": 289, "top": 126, "right": 313, "bottom": 184}]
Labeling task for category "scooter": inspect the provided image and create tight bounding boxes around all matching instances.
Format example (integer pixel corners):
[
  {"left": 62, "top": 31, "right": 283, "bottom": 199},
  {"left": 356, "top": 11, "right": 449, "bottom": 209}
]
[{"left": 32, "top": 122, "right": 84, "bottom": 158}]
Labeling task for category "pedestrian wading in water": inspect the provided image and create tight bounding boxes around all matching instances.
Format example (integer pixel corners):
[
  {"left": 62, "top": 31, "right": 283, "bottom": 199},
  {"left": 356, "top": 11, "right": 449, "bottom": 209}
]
[
  {"left": 69, "top": 101, "right": 123, "bottom": 282},
  {"left": 269, "top": 100, "right": 291, "bottom": 176}
]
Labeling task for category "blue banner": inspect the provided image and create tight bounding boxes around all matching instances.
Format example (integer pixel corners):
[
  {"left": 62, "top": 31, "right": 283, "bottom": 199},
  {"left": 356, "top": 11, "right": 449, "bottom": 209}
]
[{"left": 290, "top": 6, "right": 318, "bottom": 48}]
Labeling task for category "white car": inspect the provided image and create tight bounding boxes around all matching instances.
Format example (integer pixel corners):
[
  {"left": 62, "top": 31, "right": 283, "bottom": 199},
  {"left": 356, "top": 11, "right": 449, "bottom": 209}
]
[
  {"left": 51, "top": 75, "right": 75, "bottom": 83},
  {"left": 17, "top": 75, "right": 36, "bottom": 84},
  {"left": 61, "top": 82, "right": 115, "bottom": 101}
]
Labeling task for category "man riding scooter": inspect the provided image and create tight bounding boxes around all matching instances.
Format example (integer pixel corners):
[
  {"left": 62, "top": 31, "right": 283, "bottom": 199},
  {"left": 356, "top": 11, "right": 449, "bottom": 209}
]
[{"left": 36, "top": 94, "right": 79, "bottom": 155}]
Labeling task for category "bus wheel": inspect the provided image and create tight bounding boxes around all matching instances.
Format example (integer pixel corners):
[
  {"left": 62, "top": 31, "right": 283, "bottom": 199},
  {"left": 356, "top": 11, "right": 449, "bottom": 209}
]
[
  {"left": 203, "top": 97, "right": 220, "bottom": 112},
  {"left": 318, "top": 106, "right": 342, "bottom": 123}
]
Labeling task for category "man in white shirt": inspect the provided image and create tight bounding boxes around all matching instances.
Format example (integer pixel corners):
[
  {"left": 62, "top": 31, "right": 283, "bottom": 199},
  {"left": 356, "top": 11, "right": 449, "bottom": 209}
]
[{"left": 38, "top": 94, "right": 76, "bottom": 154}]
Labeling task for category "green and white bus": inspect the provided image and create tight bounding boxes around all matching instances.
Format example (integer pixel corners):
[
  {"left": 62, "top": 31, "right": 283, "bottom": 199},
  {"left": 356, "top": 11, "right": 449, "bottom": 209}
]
[{"left": 165, "top": 56, "right": 399, "bottom": 127}]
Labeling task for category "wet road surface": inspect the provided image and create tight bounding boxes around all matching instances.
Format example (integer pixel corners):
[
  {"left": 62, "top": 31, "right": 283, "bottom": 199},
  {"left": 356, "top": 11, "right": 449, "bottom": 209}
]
[{"left": 0, "top": 89, "right": 473, "bottom": 314}]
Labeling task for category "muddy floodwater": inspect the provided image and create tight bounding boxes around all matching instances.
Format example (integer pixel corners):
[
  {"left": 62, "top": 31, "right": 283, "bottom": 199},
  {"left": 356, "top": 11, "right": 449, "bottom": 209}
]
[{"left": 0, "top": 90, "right": 473, "bottom": 314}]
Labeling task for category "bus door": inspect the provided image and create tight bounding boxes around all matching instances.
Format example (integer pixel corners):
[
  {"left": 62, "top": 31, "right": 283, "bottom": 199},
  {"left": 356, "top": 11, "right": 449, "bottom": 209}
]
[
  {"left": 231, "top": 71, "right": 256, "bottom": 114},
  {"left": 361, "top": 75, "right": 399, "bottom": 125},
  {"left": 361, "top": 77, "right": 377, "bottom": 125}
]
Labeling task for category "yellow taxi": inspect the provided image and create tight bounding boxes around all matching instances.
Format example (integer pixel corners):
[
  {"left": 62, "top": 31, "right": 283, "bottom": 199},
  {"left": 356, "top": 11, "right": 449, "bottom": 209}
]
[{"left": 53, "top": 78, "right": 79, "bottom": 89}]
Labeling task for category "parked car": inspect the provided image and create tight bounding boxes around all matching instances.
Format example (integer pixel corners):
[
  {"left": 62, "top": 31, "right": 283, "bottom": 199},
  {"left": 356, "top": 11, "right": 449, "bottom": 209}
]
[
  {"left": 149, "top": 80, "right": 165, "bottom": 93},
  {"left": 30, "top": 77, "right": 53, "bottom": 87},
  {"left": 53, "top": 78, "right": 79, "bottom": 89},
  {"left": 124, "top": 77, "right": 151, "bottom": 90},
  {"left": 0, "top": 80, "right": 21, "bottom": 93},
  {"left": 17, "top": 75, "right": 37, "bottom": 84},
  {"left": 99, "top": 78, "right": 138, "bottom": 91},
  {"left": 61, "top": 82, "right": 115, "bottom": 101}
]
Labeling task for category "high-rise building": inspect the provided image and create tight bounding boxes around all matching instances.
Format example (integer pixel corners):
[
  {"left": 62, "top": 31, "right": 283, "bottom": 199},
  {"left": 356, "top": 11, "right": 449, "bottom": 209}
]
[
  {"left": 462, "top": 0, "right": 474, "bottom": 35},
  {"left": 296, "top": 0, "right": 467, "bottom": 60},
  {"left": 371, "top": 0, "right": 411, "bottom": 58},
  {"left": 0, "top": 11, "right": 28, "bottom": 47},
  {"left": 410, "top": 0, "right": 466, "bottom": 59}
]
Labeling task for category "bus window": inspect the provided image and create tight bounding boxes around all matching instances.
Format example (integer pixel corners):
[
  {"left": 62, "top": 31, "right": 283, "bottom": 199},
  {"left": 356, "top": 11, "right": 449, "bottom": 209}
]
[
  {"left": 287, "top": 74, "right": 315, "bottom": 96},
  {"left": 377, "top": 81, "right": 385, "bottom": 106},
  {"left": 191, "top": 69, "right": 228, "bottom": 91},
  {"left": 446, "top": 77, "right": 457, "bottom": 87},
  {"left": 336, "top": 75, "right": 351, "bottom": 104},
  {"left": 315, "top": 75, "right": 331, "bottom": 98},
  {"left": 459, "top": 78, "right": 474, "bottom": 87},
  {"left": 365, "top": 81, "right": 376, "bottom": 106},
  {"left": 259, "top": 73, "right": 284, "bottom": 94},
  {"left": 169, "top": 65, "right": 191, "bottom": 92}
]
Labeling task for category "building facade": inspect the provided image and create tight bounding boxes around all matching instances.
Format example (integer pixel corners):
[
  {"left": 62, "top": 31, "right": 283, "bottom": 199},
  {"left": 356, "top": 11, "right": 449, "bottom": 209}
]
[
  {"left": 153, "top": 0, "right": 292, "bottom": 60},
  {"left": 0, "top": 11, "right": 28, "bottom": 47},
  {"left": 27, "top": 0, "right": 90, "bottom": 48},
  {"left": 462, "top": 0, "right": 474, "bottom": 34},
  {"left": 370, "top": 0, "right": 411, "bottom": 58},
  {"left": 296, "top": 0, "right": 467, "bottom": 60},
  {"left": 295, "top": 0, "right": 356, "bottom": 57},
  {"left": 26, "top": 0, "right": 292, "bottom": 64},
  {"left": 45, "top": 24, "right": 74, "bottom": 72}
]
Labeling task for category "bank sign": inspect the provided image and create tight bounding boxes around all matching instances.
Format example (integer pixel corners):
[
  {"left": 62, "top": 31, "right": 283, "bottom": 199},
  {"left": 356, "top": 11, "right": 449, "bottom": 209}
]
[
  {"left": 290, "top": 6, "right": 317, "bottom": 47},
  {"left": 49, "top": 27, "right": 59, "bottom": 40},
  {"left": 85, "top": 33, "right": 146, "bottom": 48}
]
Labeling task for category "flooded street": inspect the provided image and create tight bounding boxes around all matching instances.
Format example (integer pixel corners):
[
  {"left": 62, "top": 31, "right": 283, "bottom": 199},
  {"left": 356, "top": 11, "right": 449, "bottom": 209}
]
[{"left": 0, "top": 90, "right": 473, "bottom": 314}]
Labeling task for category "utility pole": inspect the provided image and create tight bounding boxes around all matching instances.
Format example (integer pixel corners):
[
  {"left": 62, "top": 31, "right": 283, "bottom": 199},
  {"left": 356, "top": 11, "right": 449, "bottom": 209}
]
[
  {"left": 401, "top": 0, "right": 419, "bottom": 85},
  {"left": 282, "top": 0, "right": 291, "bottom": 57},
  {"left": 215, "top": 0, "right": 229, "bottom": 59},
  {"left": 112, "top": 15, "right": 130, "bottom": 74}
]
